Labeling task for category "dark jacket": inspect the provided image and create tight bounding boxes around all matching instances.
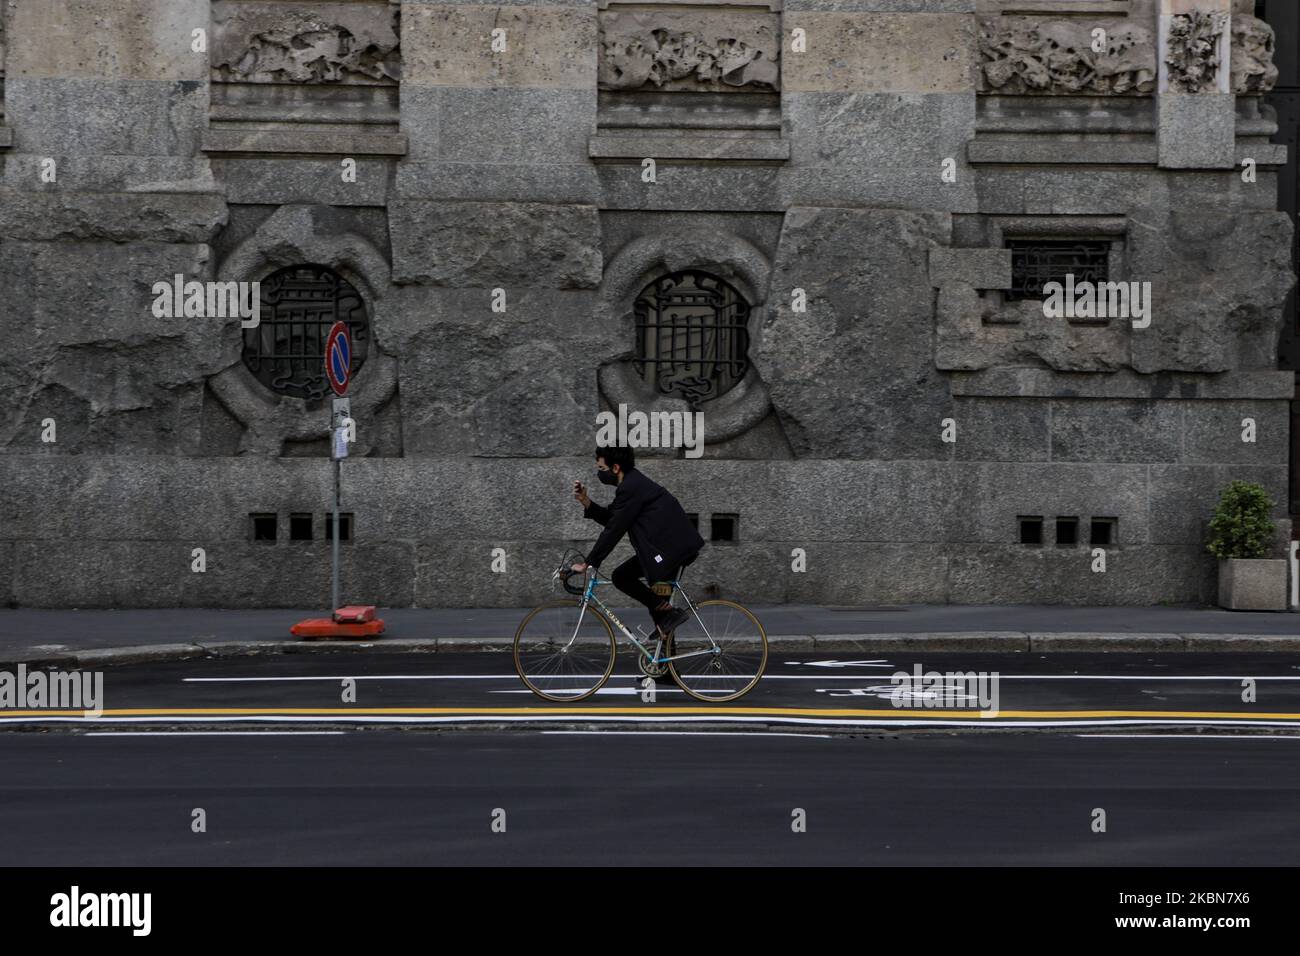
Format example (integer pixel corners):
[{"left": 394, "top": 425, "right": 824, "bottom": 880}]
[{"left": 584, "top": 468, "right": 705, "bottom": 580}]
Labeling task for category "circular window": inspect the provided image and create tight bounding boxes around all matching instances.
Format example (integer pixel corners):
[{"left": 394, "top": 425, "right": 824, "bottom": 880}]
[
  {"left": 242, "top": 264, "right": 370, "bottom": 400},
  {"left": 632, "top": 270, "right": 751, "bottom": 408}
]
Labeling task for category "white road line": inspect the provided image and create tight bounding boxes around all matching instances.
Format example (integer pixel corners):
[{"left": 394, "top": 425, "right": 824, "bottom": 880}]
[
  {"left": 491, "top": 687, "right": 692, "bottom": 695},
  {"left": 4, "top": 715, "right": 1300, "bottom": 730},
  {"left": 181, "top": 673, "right": 1300, "bottom": 683},
  {"left": 83, "top": 731, "right": 348, "bottom": 737},
  {"left": 937, "top": 675, "right": 1300, "bottom": 681},
  {"left": 543, "top": 731, "right": 834, "bottom": 738},
  {"left": 184, "top": 675, "right": 522, "bottom": 682},
  {"left": 1074, "top": 734, "right": 1300, "bottom": 740}
]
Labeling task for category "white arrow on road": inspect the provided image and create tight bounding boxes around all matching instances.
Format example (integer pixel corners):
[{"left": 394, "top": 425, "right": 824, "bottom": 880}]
[{"left": 784, "top": 660, "right": 892, "bottom": 668}]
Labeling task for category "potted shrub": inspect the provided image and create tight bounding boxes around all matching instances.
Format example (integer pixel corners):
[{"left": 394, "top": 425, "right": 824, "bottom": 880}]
[{"left": 1206, "top": 480, "right": 1287, "bottom": 611}]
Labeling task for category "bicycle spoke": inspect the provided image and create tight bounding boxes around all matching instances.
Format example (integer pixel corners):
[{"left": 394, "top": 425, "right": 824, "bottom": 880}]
[
  {"left": 669, "top": 600, "right": 767, "bottom": 701},
  {"left": 514, "top": 602, "right": 616, "bottom": 701}
]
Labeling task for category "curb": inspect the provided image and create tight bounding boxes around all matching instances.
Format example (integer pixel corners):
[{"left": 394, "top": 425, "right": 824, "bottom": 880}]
[{"left": 2, "top": 631, "right": 1300, "bottom": 669}]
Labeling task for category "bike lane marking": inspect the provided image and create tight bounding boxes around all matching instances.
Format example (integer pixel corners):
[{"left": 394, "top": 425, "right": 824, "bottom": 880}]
[
  {"left": 179, "top": 673, "right": 1300, "bottom": 682},
  {"left": 5, "top": 707, "right": 1300, "bottom": 721}
]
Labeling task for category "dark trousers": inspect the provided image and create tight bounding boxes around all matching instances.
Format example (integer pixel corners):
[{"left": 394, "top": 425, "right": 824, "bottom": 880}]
[{"left": 610, "top": 555, "right": 684, "bottom": 613}]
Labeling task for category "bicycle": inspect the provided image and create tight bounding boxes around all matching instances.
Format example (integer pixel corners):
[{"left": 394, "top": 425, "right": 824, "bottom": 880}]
[{"left": 513, "top": 550, "right": 768, "bottom": 703}]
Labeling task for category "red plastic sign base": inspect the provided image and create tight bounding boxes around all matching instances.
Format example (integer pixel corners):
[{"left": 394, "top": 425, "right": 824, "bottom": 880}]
[{"left": 290, "top": 617, "right": 385, "bottom": 640}]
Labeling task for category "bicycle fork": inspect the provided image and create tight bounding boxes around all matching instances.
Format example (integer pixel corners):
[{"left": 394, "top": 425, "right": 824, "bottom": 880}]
[{"left": 559, "top": 595, "right": 594, "bottom": 653}]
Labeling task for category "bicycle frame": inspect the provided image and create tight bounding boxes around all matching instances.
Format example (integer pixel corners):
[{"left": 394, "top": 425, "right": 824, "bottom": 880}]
[{"left": 569, "top": 574, "right": 719, "bottom": 665}]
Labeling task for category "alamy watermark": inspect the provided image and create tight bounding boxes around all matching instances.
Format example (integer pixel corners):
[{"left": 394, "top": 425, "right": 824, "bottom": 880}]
[
  {"left": 50, "top": 886, "right": 151, "bottom": 936},
  {"left": 0, "top": 665, "right": 103, "bottom": 716},
  {"left": 595, "top": 403, "right": 704, "bottom": 459},
  {"left": 151, "top": 274, "right": 260, "bottom": 327},
  {"left": 889, "top": 665, "right": 1000, "bottom": 717},
  {"left": 1042, "top": 274, "right": 1152, "bottom": 328}
]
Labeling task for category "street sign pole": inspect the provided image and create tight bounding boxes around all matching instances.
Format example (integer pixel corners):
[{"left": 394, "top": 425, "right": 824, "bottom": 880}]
[
  {"left": 324, "top": 322, "right": 352, "bottom": 613},
  {"left": 332, "top": 454, "right": 341, "bottom": 613},
  {"left": 290, "top": 323, "right": 384, "bottom": 639},
  {"left": 330, "top": 394, "right": 350, "bottom": 613}
]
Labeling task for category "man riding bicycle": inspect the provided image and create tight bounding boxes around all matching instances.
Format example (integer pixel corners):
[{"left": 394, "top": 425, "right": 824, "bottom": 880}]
[{"left": 570, "top": 445, "right": 705, "bottom": 639}]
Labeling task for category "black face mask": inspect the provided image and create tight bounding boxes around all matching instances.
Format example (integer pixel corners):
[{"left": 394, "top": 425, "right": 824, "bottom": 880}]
[{"left": 597, "top": 469, "right": 618, "bottom": 486}]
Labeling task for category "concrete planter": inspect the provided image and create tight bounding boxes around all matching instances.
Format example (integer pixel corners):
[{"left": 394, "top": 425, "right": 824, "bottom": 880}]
[{"left": 1217, "top": 559, "right": 1288, "bottom": 611}]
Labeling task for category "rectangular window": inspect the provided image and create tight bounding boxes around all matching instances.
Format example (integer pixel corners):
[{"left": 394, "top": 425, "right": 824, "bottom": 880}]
[
  {"left": 711, "top": 513, "right": 738, "bottom": 544},
  {"left": 1090, "top": 517, "right": 1118, "bottom": 547},
  {"left": 1056, "top": 516, "right": 1079, "bottom": 548},
  {"left": 1005, "top": 240, "right": 1111, "bottom": 301},
  {"left": 289, "top": 513, "right": 313, "bottom": 541},
  {"left": 250, "top": 513, "right": 277, "bottom": 542},
  {"left": 686, "top": 513, "right": 700, "bottom": 532},
  {"left": 325, "top": 513, "right": 354, "bottom": 543},
  {"left": 1019, "top": 516, "right": 1043, "bottom": 546}
]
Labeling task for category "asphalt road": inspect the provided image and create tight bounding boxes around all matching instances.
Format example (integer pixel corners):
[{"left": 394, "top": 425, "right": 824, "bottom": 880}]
[
  {"left": 0, "top": 731, "right": 1297, "bottom": 865},
  {"left": 3, "top": 651, "right": 1300, "bottom": 731}
]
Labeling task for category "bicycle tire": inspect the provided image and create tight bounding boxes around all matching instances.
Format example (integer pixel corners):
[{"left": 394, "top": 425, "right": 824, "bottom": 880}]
[
  {"left": 513, "top": 600, "right": 617, "bottom": 702},
  {"left": 668, "top": 599, "right": 767, "bottom": 702}
]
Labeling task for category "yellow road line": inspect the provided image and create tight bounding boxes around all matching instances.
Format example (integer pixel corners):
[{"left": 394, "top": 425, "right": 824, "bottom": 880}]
[{"left": 2, "top": 707, "right": 1300, "bottom": 720}]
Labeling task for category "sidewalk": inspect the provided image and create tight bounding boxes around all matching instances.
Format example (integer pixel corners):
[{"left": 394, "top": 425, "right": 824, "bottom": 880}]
[{"left": 0, "top": 603, "right": 1297, "bottom": 667}]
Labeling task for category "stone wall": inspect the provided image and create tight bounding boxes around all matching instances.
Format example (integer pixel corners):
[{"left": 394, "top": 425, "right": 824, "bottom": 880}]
[{"left": 0, "top": 0, "right": 1294, "bottom": 607}]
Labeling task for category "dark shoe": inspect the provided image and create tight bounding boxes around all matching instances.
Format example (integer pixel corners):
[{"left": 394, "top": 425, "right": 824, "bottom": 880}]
[{"left": 653, "top": 606, "right": 690, "bottom": 636}]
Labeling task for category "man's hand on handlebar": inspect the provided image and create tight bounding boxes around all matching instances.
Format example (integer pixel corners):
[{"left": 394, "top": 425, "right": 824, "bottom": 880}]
[{"left": 569, "top": 561, "right": 589, "bottom": 574}]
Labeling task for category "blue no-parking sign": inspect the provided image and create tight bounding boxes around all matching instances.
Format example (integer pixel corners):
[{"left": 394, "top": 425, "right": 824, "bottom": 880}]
[{"left": 325, "top": 321, "right": 351, "bottom": 397}]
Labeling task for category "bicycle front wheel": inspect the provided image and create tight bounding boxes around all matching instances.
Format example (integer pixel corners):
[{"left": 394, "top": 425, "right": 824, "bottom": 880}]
[
  {"left": 513, "top": 600, "right": 617, "bottom": 702},
  {"left": 668, "top": 600, "right": 767, "bottom": 702}
]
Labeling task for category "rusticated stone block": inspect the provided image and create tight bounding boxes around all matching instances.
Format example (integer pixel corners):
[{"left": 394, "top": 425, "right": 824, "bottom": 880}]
[
  {"left": 783, "top": 13, "right": 976, "bottom": 93},
  {"left": 758, "top": 206, "right": 954, "bottom": 458},
  {"left": 402, "top": 5, "right": 596, "bottom": 90},
  {"left": 0, "top": 190, "right": 227, "bottom": 243},
  {"left": 929, "top": 247, "right": 1011, "bottom": 288},
  {"left": 935, "top": 282, "right": 1129, "bottom": 373},
  {"left": 389, "top": 201, "right": 602, "bottom": 288},
  {"left": 1127, "top": 209, "right": 1294, "bottom": 372},
  {"left": 6, "top": 0, "right": 209, "bottom": 81}
]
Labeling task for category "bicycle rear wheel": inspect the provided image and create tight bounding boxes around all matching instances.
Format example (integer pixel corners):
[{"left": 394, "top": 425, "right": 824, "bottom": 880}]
[
  {"left": 514, "top": 600, "right": 616, "bottom": 702},
  {"left": 668, "top": 600, "right": 767, "bottom": 702}
]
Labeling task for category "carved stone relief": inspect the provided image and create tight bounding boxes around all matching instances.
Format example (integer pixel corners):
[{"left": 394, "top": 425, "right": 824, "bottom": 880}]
[
  {"left": 1231, "top": 14, "right": 1279, "bottom": 94},
  {"left": 978, "top": 17, "right": 1156, "bottom": 95},
  {"left": 211, "top": 1, "right": 400, "bottom": 84},
  {"left": 979, "top": 12, "right": 1279, "bottom": 96},
  {"left": 1164, "top": 10, "right": 1227, "bottom": 93},
  {"left": 598, "top": 8, "right": 780, "bottom": 92}
]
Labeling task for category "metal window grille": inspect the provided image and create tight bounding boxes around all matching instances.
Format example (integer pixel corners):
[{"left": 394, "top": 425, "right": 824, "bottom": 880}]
[
  {"left": 1005, "top": 240, "right": 1111, "bottom": 301},
  {"left": 241, "top": 264, "right": 370, "bottom": 400},
  {"left": 632, "top": 271, "right": 751, "bottom": 408}
]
